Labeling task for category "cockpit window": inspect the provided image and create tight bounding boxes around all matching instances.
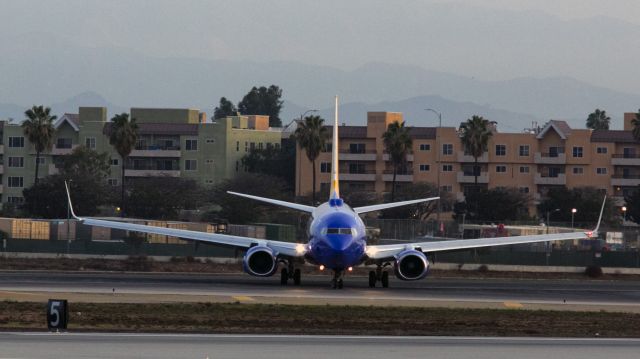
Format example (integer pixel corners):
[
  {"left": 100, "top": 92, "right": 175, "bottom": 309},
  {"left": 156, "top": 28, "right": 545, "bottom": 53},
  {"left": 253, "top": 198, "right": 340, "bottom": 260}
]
[{"left": 325, "top": 228, "right": 356, "bottom": 235}]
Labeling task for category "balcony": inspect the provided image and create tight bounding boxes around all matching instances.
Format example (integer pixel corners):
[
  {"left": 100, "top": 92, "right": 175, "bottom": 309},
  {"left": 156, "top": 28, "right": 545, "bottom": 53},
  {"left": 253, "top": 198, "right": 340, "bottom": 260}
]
[
  {"left": 382, "top": 153, "right": 414, "bottom": 162},
  {"left": 534, "top": 173, "right": 566, "bottom": 185},
  {"left": 457, "top": 151, "right": 488, "bottom": 163},
  {"left": 382, "top": 170, "right": 413, "bottom": 182},
  {"left": 339, "top": 150, "right": 377, "bottom": 161},
  {"left": 611, "top": 175, "right": 640, "bottom": 187},
  {"left": 51, "top": 144, "right": 78, "bottom": 155},
  {"left": 534, "top": 152, "right": 566, "bottom": 164},
  {"left": 125, "top": 169, "right": 181, "bottom": 177},
  {"left": 456, "top": 171, "right": 489, "bottom": 184},
  {"left": 611, "top": 154, "right": 640, "bottom": 166},
  {"left": 130, "top": 146, "right": 181, "bottom": 158},
  {"left": 341, "top": 170, "right": 376, "bottom": 181}
]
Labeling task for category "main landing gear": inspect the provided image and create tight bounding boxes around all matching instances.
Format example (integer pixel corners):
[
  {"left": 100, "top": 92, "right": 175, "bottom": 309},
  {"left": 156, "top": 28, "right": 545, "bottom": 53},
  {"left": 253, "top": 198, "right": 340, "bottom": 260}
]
[
  {"left": 368, "top": 264, "right": 390, "bottom": 288},
  {"left": 280, "top": 262, "right": 301, "bottom": 286}
]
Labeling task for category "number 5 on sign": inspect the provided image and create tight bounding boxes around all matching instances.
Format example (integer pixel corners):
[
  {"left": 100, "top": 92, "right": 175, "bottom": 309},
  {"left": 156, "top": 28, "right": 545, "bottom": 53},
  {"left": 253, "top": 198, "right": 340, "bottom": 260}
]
[{"left": 47, "top": 299, "right": 68, "bottom": 330}]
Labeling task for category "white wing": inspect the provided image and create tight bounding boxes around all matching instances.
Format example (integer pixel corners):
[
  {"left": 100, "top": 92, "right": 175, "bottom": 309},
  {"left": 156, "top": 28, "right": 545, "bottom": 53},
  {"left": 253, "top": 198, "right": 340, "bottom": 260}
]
[
  {"left": 366, "top": 231, "right": 591, "bottom": 260},
  {"left": 227, "top": 191, "right": 315, "bottom": 213},
  {"left": 353, "top": 197, "right": 440, "bottom": 214}
]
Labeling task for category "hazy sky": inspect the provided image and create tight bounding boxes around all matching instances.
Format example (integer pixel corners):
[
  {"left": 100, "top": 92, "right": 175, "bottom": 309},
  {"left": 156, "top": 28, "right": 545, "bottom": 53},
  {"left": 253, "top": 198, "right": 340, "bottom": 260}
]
[{"left": 2, "top": 0, "right": 640, "bottom": 95}]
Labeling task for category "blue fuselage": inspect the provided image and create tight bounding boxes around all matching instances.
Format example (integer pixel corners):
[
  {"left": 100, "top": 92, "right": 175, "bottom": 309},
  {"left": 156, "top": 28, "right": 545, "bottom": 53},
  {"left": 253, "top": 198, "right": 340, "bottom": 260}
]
[{"left": 306, "top": 200, "right": 367, "bottom": 270}]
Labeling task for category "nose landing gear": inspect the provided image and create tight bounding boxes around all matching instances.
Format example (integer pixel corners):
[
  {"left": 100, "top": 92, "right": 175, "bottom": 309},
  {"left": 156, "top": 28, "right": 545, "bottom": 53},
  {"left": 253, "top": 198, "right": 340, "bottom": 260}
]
[{"left": 331, "top": 270, "right": 344, "bottom": 289}]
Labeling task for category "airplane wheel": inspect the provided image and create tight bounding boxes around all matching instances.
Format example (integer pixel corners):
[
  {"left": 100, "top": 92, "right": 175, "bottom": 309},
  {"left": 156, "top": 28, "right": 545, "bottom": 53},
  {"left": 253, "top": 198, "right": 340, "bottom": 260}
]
[
  {"left": 381, "top": 271, "right": 389, "bottom": 288},
  {"left": 293, "top": 269, "right": 301, "bottom": 286},
  {"left": 337, "top": 279, "right": 343, "bottom": 289},
  {"left": 368, "top": 271, "right": 376, "bottom": 288},
  {"left": 280, "top": 268, "right": 289, "bottom": 285}
]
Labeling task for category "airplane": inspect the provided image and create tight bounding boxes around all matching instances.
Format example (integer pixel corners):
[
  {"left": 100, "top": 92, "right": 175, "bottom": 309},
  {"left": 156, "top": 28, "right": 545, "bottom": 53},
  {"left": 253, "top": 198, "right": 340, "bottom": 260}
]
[{"left": 64, "top": 97, "right": 606, "bottom": 289}]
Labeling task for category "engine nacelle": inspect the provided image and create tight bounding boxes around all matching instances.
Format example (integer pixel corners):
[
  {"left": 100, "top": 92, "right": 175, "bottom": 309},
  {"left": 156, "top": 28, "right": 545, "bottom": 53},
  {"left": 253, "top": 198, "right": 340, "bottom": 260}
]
[
  {"left": 394, "top": 250, "right": 430, "bottom": 281},
  {"left": 243, "top": 246, "right": 278, "bottom": 277}
]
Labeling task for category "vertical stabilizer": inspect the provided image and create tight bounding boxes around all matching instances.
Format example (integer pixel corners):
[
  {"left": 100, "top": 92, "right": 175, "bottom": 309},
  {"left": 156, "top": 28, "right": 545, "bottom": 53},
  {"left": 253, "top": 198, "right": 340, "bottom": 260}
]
[{"left": 330, "top": 96, "right": 340, "bottom": 199}]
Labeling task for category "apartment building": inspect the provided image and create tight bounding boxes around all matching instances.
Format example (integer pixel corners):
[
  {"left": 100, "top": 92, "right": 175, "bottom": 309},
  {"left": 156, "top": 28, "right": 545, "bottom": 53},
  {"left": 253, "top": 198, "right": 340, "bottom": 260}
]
[
  {"left": 295, "top": 112, "right": 638, "bottom": 216},
  {"left": 0, "top": 107, "right": 282, "bottom": 205}
]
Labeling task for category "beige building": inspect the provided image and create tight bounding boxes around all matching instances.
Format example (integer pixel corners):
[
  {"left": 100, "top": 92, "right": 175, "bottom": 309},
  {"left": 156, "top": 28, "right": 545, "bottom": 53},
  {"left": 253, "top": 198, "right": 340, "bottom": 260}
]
[{"left": 295, "top": 112, "right": 637, "bottom": 216}]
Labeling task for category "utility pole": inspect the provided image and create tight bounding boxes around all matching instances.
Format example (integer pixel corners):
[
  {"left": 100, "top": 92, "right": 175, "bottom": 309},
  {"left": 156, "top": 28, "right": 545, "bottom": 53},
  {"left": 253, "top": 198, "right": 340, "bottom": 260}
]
[{"left": 426, "top": 108, "right": 442, "bottom": 233}]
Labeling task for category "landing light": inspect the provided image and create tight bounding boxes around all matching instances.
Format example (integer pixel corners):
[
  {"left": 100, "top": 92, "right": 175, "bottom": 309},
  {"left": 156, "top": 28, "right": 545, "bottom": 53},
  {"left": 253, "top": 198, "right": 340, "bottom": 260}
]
[
  {"left": 319, "top": 265, "right": 325, "bottom": 271},
  {"left": 348, "top": 267, "right": 353, "bottom": 272},
  {"left": 365, "top": 247, "right": 378, "bottom": 257},
  {"left": 295, "top": 243, "right": 305, "bottom": 254}
]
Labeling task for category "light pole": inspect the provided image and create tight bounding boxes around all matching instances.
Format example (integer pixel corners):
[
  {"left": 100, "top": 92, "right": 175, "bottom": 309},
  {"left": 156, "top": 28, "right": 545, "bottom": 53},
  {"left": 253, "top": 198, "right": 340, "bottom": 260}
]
[
  {"left": 571, "top": 208, "right": 577, "bottom": 229},
  {"left": 546, "top": 208, "right": 560, "bottom": 234},
  {"left": 622, "top": 206, "right": 627, "bottom": 225},
  {"left": 425, "top": 108, "right": 442, "bottom": 232},
  {"left": 295, "top": 109, "right": 318, "bottom": 197},
  {"left": 66, "top": 179, "right": 73, "bottom": 256}
]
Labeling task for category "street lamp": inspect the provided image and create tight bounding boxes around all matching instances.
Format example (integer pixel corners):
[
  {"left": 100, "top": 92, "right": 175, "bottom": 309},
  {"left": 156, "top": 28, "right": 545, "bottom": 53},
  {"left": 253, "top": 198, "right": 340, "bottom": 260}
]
[
  {"left": 622, "top": 206, "right": 627, "bottom": 225},
  {"left": 296, "top": 109, "right": 318, "bottom": 198},
  {"left": 425, "top": 108, "right": 442, "bottom": 231},
  {"left": 546, "top": 208, "right": 561, "bottom": 234},
  {"left": 571, "top": 208, "right": 577, "bottom": 229}
]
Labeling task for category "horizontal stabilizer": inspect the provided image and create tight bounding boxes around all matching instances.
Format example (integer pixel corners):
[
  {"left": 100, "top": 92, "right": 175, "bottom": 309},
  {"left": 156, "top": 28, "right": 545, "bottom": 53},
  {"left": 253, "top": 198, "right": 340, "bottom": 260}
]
[
  {"left": 353, "top": 197, "right": 439, "bottom": 214},
  {"left": 227, "top": 191, "right": 315, "bottom": 213}
]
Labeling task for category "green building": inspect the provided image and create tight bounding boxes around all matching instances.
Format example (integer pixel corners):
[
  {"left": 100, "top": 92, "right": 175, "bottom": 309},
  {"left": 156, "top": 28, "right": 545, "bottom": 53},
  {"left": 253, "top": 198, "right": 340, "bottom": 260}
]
[{"left": 0, "top": 107, "right": 283, "bottom": 205}]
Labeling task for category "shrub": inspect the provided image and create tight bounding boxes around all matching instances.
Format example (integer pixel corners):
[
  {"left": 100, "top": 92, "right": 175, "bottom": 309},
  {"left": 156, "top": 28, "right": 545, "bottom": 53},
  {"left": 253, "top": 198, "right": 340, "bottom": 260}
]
[
  {"left": 477, "top": 264, "right": 489, "bottom": 273},
  {"left": 585, "top": 265, "right": 603, "bottom": 278}
]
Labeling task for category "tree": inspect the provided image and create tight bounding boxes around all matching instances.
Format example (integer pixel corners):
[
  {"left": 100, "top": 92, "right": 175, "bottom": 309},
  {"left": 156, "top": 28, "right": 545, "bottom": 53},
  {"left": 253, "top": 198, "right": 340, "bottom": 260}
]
[
  {"left": 624, "top": 188, "right": 640, "bottom": 224},
  {"left": 212, "top": 174, "right": 293, "bottom": 224},
  {"left": 382, "top": 121, "right": 412, "bottom": 202},
  {"left": 459, "top": 115, "right": 493, "bottom": 187},
  {"left": 213, "top": 97, "right": 237, "bottom": 119},
  {"left": 381, "top": 182, "right": 451, "bottom": 219},
  {"left": 127, "top": 177, "right": 203, "bottom": 220},
  {"left": 631, "top": 109, "right": 640, "bottom": 141},
  {"left": 22, "top": 147, "right": 112, "bottom": 218},
  {"left": 586, "top": 109, "right": 610, "bottom": 130},
  {"left": 455, "top": 187, "right": 530, "bottom": 222},
  {"left": 538, "top": 186, "right": 614, "bottom": 224},
  {"left": 237, "top": 85, "right": 284, "bottom": 127},
  {"left": 22, "top": 105, "right": 56, "bottom": 185},
  {"left": 109, "top": 113, "right": 138, "bottom": 216},
  {"left": 241, "top": 138, "right": 296, "bottom": 189},
  {"left": 294, "top": 115, "right": 329, "bottom": 205}
]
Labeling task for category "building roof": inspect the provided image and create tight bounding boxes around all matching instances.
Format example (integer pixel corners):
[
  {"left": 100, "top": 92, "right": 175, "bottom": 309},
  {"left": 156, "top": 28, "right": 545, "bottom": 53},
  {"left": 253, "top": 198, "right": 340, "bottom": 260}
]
[
  {"left": 103, "top": 122, "right": 199, "bottom": 136},
  {"left": 325, "top": 126, "right": 368, "bottom": 138},
  {"left": 54, "top": 113, "right": 80, "bottom": 131},
  {"left": 536, "top": 120, "right": 572, "bottom": 139},
  {"left": 591, "top": 130, "right": 638, "bottom": 143},
  {"left": 407, "top": 127, "right": 437, "bottom": 139}
]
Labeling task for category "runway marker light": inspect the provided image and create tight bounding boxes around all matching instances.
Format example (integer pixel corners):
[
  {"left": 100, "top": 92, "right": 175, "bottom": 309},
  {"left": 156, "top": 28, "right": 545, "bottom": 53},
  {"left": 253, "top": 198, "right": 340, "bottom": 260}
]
[
  {"left": 319, "top": 265, "right": 325, "bottom": 271},
  {"left": 348, "top": 266, "right": 353, "bottom": 272}
]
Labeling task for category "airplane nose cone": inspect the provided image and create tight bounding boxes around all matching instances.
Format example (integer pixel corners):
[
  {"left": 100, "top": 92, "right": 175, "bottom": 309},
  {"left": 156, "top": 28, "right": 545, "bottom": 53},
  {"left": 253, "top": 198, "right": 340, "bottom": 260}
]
[{"left": 326, "top": 235, "right": 351, "bottom": 251}]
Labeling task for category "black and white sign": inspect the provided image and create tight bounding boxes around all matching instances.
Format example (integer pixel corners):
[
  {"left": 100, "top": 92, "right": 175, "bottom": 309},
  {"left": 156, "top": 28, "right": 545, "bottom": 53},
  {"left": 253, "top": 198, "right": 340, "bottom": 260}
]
[{"left": 47, "top": 299, "right": 68, "bottom": 330}]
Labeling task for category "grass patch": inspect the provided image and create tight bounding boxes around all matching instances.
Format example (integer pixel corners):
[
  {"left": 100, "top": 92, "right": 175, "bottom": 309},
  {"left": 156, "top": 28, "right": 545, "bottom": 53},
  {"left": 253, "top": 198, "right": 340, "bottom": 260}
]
[{"left": 1, "top": 301, "right": 639, "bottom": 337}]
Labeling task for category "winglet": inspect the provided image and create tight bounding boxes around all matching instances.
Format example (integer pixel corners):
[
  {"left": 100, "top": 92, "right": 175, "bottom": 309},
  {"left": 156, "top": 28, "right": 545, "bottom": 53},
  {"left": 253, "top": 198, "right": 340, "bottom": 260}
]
[
  {"left": 64, "top": 181, "right": 81, "bottom": 220},
  {"left": 591, "top": 195, "right": 606, "bottom": 235}
]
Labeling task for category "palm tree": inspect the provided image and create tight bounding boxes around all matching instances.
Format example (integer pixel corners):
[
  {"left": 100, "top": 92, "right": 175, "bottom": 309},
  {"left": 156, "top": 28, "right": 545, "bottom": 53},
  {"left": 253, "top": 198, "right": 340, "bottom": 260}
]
[
  {"left": 631, "top": 109, "right": 640, "bottom": 141},
  {"left": 22, "top": 105, "right": 56, "bottom": 185},
  {"left": 109, "top": 113, "right": 138, "bottom": 216},
  {"left": 586, "top": 109, "right": 611, "bottom": 130},
  {"left": 382, "top": 121, "right": 412, "bottom": 202},
  {"left": 459, "top": 115, "right": 493, "bottom": 188},
  {"left": 294, "top": 115, "right": 329, "bottom": 204}
]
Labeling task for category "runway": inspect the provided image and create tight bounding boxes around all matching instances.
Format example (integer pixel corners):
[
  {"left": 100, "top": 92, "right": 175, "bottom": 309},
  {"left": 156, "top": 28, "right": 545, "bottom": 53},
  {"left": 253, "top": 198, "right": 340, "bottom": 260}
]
[
  {"left": 2, "top": 271, "right": 640, "bottom": 311},
  {"left": 1, "top": 333, "right": 639, "bottom": 359}
]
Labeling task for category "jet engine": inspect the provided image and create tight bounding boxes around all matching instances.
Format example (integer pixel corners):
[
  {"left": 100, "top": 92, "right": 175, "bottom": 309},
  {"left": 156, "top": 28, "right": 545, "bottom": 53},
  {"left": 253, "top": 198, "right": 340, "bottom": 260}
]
[
  {"left": 242, "top": 246, "right": 278, "bottom": 277},
  {"left": 394, "top": 249, "right": 429, "bottom": 280}
]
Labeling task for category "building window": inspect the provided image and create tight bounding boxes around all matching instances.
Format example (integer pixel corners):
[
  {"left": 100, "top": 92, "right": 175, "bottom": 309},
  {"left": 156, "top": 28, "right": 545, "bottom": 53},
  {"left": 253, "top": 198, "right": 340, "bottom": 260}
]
[
  {"left": 7, "top": 196, "right": 24, "bottom": 204},
  {"left": 519, "top": 166, "right": 529, "bottom": 173},
  {"left": 519, "top": 187, "right": 530, "bottom": 194},
  {"left": 419, "top": 164, "right": 430, "bottom": 172},
  {"left": 572, "top": 146, "right": 583, "bottom": 158},
  {"left": 441, "top": 185, "right": 453, "bottom": 193},
  {"left": 205, "top": 179, "right": 215, "bottom": 185},
  {"left": 573, "top": 167, "right": 584, "bottom": 175},
  {"left": 185, "top": 159, "right": 198, "bottom": 171},
  {"left": 245, "top": 142, "right": 248, "bottom": 152},
  {"left": 7, "top": 176, "right": 23, "bottom": 188},
  {"left": 56, "top": 138, "right": 72, "bottom": 149},
  {"left": 186, "top": 139, "right": 198, "bottom": 151},
  {"left": 495, "top": 144, "right": 506, "bottom": 156},
  {"left": 85, "top": 137, "right": 96, "bottom": 149},
  {"left": 442, "top": 144, "right": 453, "bottom": 155},
  {"left": 250, "top": 142, "right": 256, "bottom": 150},
  {"left": 206, "top": 159, "right": 214, "bottom": 165},
  {"left": 323, "top": 143, "right": 332, "bottom": 152},
  {"left": 35, "top": 157, "right": 45, "bottom": 165},
  {"left": 519, "top": 145, "right": 529, "bottom": 156},
  {"left": 349, "top": 143, "right": 366, "bottom": 154},
  {"left": 8, "top": 157, "right": 24, "bottom": 168},
  {"left": 8, "top": 136, "right": 24, "bottom": 148},
  {"left": 235, "top": 161, "right": 239, "bottom": 172},
  {"left": 110, "top": 158, "right": 119, "bottom": 166},
  {"left": 442, "top": 164, "right": 453, "bottom": 172},
  {"left": 597, "top": 146, "right": 607, "bottom": 154},
  {"left": 206, "top": 138, "right": 215, "bottom": 144},
  {"left": 258, "top": 142, "right": 264, "bottom": 150},
  {"left": 496, "top": 165, "right": 507, "bottom": 173},
  {"left": 320, "top": 162, "right": 331, "bottom": 173},
  {"left": 419, "top": 143, "right": 431, "bottom": 151},
  {"left": 107, "top": 178, "right": 119, "bottom": 186},
  {"left": 596, "top": 167, "right": 607, "bottom": 175},
  {"left": 349, "top": 163, "right": 365, "bottom": 174}
]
